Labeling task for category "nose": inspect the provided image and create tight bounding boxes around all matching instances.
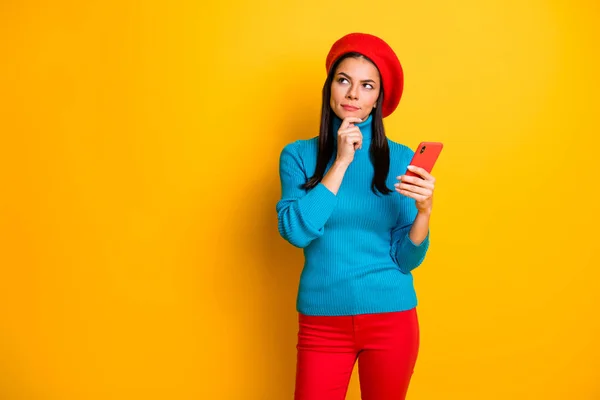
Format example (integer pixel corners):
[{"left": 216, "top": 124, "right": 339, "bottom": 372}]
[{"left": 346, "top": 84, "right": 358, "bottom": 100}]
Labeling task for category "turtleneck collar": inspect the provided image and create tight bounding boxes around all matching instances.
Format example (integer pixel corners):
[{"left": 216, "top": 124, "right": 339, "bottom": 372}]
[{"left": 332, "top": 114, "right": 374, "bottom": 147}]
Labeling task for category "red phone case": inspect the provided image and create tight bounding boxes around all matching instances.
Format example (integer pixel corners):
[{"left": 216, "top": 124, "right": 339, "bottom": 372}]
[{"left": 405, "top": 142, "right": 443, "bottom": 178}]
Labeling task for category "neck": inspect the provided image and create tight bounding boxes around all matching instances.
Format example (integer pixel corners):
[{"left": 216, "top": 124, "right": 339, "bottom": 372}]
[{"left": 332, "top": 113, "right": 374, "bottom": 147}]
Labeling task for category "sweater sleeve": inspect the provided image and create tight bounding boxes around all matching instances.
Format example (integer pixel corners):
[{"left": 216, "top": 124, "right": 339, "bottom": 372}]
[
  {"left": 275, "top": 142, "right": 338, "bottom": 248},
  {"left": 390, "top": 214, "right": 430, "bottom": 274}
]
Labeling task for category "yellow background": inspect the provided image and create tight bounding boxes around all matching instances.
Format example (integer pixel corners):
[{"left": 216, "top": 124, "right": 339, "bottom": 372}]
[{"left": 1, "top": 0, "right": 599, "bottom": 399}]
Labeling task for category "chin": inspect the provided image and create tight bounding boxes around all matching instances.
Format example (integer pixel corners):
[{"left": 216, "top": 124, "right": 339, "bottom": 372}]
[{"left": 339, "top": 109, "right": 358, "bottom": 118}]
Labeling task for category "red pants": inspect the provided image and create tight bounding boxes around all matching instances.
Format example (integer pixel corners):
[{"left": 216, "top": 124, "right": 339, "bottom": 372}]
[{"left": 294, "top": 308, "right": 419, "bottom": 400}]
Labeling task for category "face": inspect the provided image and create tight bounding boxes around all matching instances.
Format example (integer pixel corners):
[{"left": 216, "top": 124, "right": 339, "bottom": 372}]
[{"left": 329, "top": 56, "right": 381, "bottom": 121}]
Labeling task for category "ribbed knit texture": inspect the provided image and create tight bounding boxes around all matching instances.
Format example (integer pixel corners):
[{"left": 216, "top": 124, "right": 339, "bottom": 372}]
[{"left": 276, "top": 114, "right": 430, "bottom": 316}]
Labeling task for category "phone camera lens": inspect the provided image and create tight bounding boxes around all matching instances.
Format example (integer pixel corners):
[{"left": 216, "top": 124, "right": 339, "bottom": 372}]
[{"left": 420, "top": 145, "right": 426, "bottom": 154}]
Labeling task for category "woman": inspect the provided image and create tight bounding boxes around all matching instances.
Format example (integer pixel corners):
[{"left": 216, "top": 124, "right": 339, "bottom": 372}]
[{"left": 276, "top": 32, "right": 437, "bottom": 400}]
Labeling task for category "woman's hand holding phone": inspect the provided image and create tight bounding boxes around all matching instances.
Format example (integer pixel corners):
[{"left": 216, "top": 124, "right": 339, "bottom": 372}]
[
  {"left": 395, "top": 166, "right": 435, "bottom": 215},
  {"left": 395, "top": 142, "right": 442, "bottom": 215}
]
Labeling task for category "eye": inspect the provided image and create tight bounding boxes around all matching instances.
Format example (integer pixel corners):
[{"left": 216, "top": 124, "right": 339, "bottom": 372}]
[
  {"left": 338, "top": 77, "right": 349, "bottom": 84},
  {"left": 363, "top": 83, "right": 374, "bottom": 89}
]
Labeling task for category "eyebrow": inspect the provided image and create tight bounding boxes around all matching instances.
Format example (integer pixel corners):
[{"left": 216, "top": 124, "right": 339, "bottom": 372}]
[{"left": 337, "top": 72, "right": 376, "bottom": 84}]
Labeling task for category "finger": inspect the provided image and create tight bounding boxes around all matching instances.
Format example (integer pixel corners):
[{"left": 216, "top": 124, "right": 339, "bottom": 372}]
[
  {"left": 341, "top": 135, "right": 362, "bottom": 151},
  {"left": 338, "top": 126, "right": 362, "bottom": 136},
  {"left": 351, "top": 139, "right": 363, "bottom": 150},
  {"left": 397, "top": 175, "right": 435, "bottom": 190},
  {"left": 406, "top": 165, "right": 434, "bottom": 181},
  {"left": 395, "top": 183, "right": 432, "bottom": 196},
  {"left": 342, "top": 132, "right": 362, "bottom": 141},
  {"left": 340, "top": 117, "right": 363, "bottom": 130},
  {"left": 396, "top": 188, "right": 428, "bottom": 202},
  {"left": 342, "top": 133, "right": 363, "bottom": 144}
]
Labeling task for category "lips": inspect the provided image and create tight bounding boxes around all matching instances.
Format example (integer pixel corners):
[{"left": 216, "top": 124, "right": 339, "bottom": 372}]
[{"left": 342, "top": 105, "right": 360, "bottom": 111}]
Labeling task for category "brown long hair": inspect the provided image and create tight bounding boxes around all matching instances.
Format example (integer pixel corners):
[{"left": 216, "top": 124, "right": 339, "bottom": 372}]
[{"left": 302, "top": 52, "right": 393, "bottom": 195}]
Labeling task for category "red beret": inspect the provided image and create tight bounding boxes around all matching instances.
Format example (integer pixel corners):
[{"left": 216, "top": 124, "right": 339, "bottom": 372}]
[{"left": 325, "top": 33, "right": 403, "bottom": 118}]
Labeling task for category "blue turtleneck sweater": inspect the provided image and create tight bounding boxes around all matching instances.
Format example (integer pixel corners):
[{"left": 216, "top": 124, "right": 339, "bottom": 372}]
[{"left": 276, "top": 114, "right": 430, "bottom": 316}]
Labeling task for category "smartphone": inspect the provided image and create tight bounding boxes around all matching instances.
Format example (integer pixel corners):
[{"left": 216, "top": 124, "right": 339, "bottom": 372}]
[{"left": 405, "top": 142, "right": 444, "bottom": 178}]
